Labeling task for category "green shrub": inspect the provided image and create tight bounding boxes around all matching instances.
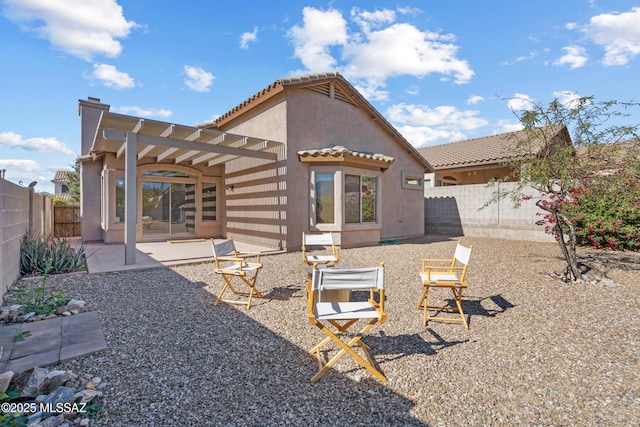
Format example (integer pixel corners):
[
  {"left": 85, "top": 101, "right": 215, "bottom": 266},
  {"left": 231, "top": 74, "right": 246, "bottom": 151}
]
[
  {"left": 20, "top": 233, "right": 87, "bottom": 277},
  {"left": 562, "top": 176, "right": 640, "bottom": 251}
]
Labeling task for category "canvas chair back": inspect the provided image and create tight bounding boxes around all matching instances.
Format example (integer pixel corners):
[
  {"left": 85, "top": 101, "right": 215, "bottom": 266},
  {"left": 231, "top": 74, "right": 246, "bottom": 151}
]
[
  {"left": 312, "top": 266, "right": 384, "bottom": 292},
  {"left": 212, "top": 239, "right": 237, "bottom": 258}
]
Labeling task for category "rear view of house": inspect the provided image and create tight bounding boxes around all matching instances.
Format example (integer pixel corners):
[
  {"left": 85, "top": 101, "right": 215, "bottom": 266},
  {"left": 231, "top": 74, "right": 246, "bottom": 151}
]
[{"left": 78, "top": 72, "right": 432, "bottom": 252}]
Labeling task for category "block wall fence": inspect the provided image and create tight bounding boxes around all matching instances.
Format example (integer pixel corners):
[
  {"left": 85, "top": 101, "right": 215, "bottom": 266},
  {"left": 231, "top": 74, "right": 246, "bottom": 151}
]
[
  {"left": 424, "top": 182, "right": 555, "bottom": 243},
  {"left": 0, "top": 178, "right": 54, "bottom": 298}
]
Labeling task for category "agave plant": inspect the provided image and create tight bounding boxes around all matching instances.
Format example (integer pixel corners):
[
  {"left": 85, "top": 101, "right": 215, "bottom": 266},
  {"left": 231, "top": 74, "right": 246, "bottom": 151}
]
[{"left": 20, "top": 233, "right": 87, "bottom": 277}]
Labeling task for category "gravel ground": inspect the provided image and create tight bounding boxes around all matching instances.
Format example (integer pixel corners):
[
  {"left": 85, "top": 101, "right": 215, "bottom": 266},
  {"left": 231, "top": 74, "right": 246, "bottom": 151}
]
[{"left": 38, "top": 235, "right": 640, "bottom": 426}]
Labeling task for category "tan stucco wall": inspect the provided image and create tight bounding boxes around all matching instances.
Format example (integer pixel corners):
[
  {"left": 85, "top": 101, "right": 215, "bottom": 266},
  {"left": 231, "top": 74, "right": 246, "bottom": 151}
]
[{"left": 219, "top": 86, "right": 426, "bottom": 251}]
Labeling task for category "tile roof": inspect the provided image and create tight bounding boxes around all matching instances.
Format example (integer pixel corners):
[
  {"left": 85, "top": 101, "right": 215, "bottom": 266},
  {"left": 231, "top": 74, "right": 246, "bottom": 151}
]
[
  {"left": 297, "top": 145, "right": 395, "bottom": 164},
  {"left": 209, "top": 72, "right": 433, "bottom": 172},
  {"left": 418, "top": 125, "right": 567, "bottom": 170},
  {"left": 51, "top": 170, "right": 70, "bottom": 183}
]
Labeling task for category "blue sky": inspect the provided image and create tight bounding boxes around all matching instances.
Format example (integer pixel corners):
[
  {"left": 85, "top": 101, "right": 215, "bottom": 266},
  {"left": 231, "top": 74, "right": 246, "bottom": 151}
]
[{"left": 1, "top": 0, "right": 639, "bottom": 194}]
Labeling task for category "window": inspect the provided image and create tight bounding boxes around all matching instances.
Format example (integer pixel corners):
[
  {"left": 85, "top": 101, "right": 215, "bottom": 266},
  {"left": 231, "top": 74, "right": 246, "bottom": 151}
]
[
  {"left": 345, "top": 174, "right": 377, "bottom": 223},
  {"left": 115, "top": 177, "right": 125, "bottom": 223},
  {"left": 401, "top": 172, "right": 423, "bottom": 190},
  {"left": 61, "top": 184, "right": 69, "bottom": 194},
  {"left": 202, "top": 183, "right": 217, "bottom": 221},
  {"left": 315, "top": 173, "right": 335, "bottom": 223}
]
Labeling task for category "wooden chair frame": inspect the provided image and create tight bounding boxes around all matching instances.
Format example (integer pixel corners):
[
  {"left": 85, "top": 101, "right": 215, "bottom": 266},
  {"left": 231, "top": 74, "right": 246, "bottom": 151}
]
[
  {"left": 211, "top": 239, "right": 264, "bottom": 310},
  {"left": 417, "top": 242, "right": 472, "bottom": 329},
  {"left": 307, "top": 264, "right": 387, "bottom": 383},
  {"left": 302, "top": 232, "right": 340, "bottom": 267}
]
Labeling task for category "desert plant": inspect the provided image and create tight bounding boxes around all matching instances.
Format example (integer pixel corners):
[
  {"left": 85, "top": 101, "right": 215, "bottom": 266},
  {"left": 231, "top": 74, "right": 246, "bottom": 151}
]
[
  {"left": 487, "top": 96, "right": 640, "bottom": 281},
  {"left": 20, "top": 233, "right": 86, "bottom": 277}
]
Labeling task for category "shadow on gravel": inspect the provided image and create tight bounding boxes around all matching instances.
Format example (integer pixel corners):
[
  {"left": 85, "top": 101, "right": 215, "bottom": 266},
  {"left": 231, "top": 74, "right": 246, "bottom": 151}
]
[
  {"left": 433, "top": 294, "right": 516, "bottom": 327},
  {"left": 370, "top": 329, "right": 468, "bottom": 363}
]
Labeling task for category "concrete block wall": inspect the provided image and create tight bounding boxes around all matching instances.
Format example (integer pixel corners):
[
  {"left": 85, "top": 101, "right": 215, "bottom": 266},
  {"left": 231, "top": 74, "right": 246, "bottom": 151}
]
[
  {"left": 424, "top": 182, "right": 555, "bottom": 242},
  {"left": 0, "top": 178, "right": 54, "bottom": 298}
]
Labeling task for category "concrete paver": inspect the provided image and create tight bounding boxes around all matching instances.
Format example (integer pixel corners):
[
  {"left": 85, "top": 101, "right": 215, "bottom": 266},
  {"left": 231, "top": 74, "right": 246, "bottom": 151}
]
[{"left": 0, "top": 311, "right": 107, "bottom": 374}]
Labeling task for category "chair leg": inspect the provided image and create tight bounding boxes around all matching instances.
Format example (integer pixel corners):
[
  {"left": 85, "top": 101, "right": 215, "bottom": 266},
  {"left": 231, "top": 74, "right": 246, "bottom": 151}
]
[
  {"left": 451, "top": 287, "right": 468, "bottom": 329},
  {"left": 215, "top": 272, "right": 264, "bottom": 310},
  {"left": 311, "top": 320, "right": 386, "bottom": 383},
  {"left": 422, "top": 286, "right": 468, "bottom": 329},
  {"left": 422, "top": 286, "right": 430, "bottom": 326},
  {"left": 417, "top": 285, "right": 429, "bottom": 309}
]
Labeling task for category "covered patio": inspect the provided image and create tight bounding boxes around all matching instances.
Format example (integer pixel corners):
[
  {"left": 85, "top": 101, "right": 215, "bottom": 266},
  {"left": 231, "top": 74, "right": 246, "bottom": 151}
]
[{"left": 79, "top": 98, "right": 284, "bottom": 267}]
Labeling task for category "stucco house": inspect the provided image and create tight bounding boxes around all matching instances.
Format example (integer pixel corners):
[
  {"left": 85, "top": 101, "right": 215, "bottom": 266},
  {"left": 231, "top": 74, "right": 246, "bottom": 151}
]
[
  {"left": 51, "top": 170, "right": 71, "bottom": 201},
  {"left": 78, "top": 72, "right": 432, "bottom": 255},
  {"left": 418, "top": 125, "right": 570, "bottom": 187}
]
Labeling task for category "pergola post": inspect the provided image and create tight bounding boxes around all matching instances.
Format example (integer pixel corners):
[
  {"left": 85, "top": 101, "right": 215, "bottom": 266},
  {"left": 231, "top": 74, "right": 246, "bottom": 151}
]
[{"left": 124, "top": 132, "right": 137, "bottom": 265}]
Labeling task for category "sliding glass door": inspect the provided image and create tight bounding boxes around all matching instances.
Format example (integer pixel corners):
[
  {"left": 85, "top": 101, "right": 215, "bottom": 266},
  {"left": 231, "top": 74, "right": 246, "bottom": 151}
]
[{"left": 142, "top": 180, "right": 196, "bottom": 240}]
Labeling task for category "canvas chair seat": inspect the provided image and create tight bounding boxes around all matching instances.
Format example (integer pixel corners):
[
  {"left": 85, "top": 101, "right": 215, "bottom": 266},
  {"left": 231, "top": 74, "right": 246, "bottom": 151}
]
[
  {"left": 315, "top": 301, "right": 382, "bottom": 320},
  {"left": 302, "top": 232, "right": 340, "bottom": 267},
  {"left": 306, "top": 254, "right": 338, "bottom": 263},
  {"left": 214, "top": 263, "right": 261, "bottom": 274},
  {"left": 417, "top": 242, "right": 473, "bottom": 329},
  {"left": 419, "top": 272, "right": 462, "bottom": 284},
  {"left": 211, "top": 239, "right": 264, "bottom": 310},
  {"left": 307, "top": 264, "right": 387, "bottom": 383}
]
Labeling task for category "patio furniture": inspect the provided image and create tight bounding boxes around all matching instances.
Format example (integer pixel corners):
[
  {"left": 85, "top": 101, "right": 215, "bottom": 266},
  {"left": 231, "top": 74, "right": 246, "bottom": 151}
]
[
  {"left": 417, "top": 242, "right": 473, "bottom": 329},
  {"left": 211, "top": 239, "right": 264, "bottom": 310},
  {"left": 302, "top": 232, "right": 339, "bottom": 267},
  {"left": 307, "top": 264, "right": 387, "bottom": 383}
]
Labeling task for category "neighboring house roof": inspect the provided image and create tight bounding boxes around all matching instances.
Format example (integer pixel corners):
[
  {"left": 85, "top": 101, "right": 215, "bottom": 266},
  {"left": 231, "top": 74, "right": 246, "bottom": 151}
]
[
  {"left": 298, "top": 145, "right": 394, "bottom": 170},
  {"left": 51, "top": 170, "right": 70, "bottom": 184},
  {"left": 418, "top": 125, "right": 569, "bottom": 170},
  {"left": 208, "top": 72, "right": 433, "bottom": 172}
]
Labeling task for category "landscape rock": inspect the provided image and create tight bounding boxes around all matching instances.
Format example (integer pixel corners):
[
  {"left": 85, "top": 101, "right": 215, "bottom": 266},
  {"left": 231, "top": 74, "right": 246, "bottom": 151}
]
[{"left": 0, "top": 370, "right": 14, "bottom": 392}]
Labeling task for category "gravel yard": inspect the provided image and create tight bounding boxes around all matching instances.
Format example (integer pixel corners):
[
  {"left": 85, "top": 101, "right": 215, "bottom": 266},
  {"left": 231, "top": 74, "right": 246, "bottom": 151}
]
[{"left": 49, "top": 235, "right": 639, "bottom": 426}]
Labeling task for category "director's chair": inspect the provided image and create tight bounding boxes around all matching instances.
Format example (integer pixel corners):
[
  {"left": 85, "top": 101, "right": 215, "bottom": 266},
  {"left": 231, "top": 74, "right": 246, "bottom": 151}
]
[
  {"left": 417, "top": 241, "right": 473, "bottom": 329},
  {"left": 211, "top": 239, "right": 264, "bottom": 310},
  {"left": 302, "top": 232, "right": 340, "bottom": 267},
  {"left": 307, "top": 264, "right": 387, "bottom": 383}
]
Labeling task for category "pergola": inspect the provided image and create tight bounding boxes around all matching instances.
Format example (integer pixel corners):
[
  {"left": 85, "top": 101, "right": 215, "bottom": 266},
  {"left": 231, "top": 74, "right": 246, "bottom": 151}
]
[{"left": 90, "top": 111, "right": 283, "bottom": 265}]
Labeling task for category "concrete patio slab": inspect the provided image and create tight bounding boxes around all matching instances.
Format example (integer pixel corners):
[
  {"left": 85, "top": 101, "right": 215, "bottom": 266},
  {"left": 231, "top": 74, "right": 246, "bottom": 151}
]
[{"left": 78, "top": 238, "right": 280, "bottom": 274}]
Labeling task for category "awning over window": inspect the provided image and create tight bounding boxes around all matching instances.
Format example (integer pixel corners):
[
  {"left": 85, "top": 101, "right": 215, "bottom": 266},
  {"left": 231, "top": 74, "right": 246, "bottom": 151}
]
[{"left": 297, "top": 145, "right": 394, "bottom": 171}]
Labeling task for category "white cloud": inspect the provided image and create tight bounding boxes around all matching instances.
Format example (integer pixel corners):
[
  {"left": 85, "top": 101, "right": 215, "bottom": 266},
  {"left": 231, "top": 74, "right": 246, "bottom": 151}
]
[
  {"left": 240, "top": 27, "right": 258, "bottom": 50},
  {"left": 584, "top": 7, "right": 640, "bottom": 66},
  {"left": 0, "top": 158, "right": 42, "bottom": 174},
  {"left": 351, "top": 7, "right": 396, "bottom": 33},
  {"left": 552, "top": 90, "right": 583, "bottom": 108},
  {"left": 386, "top": 103, "right": 488, "bottom": 146},
  {"left": 288, "top": 7, "right": 349, "bottom": 71},
  {"left": 553, "top": 46, "right": 588, "bottom": 69},
  {"left": 494, "top": 120, "right": 524, "bottom": 134},
  {"left": 466, "top": 95, "right": 484, "bottom": 105},
  {"left": 0, "top": 131, "right": 74, "bottom": 155},
  {"left": 288, "top": 6, "right": 473, "bottom": 100},
  {"left": 565, "top": 22, "right": 578, "bottom": 30},
  {"left": 406, "top": 85, "right": 420, "bottom": 96},
  {"left": 2, "top": 0, "right": 137, "bottom": 60},
  {"left": 184, "top": 65, "right": 215, "bottom": 92},
  {"left": 342, "top": 23, "right": 473, "bottom": 83},
  {"left": 507, "top": 94, "right": 535, "bottom": 111},
  {"left": 116, "top": 106, "right": 173, "bottom": 118},
  {"left": 87, "top": 63, "right": 135, "bottom": 89}
]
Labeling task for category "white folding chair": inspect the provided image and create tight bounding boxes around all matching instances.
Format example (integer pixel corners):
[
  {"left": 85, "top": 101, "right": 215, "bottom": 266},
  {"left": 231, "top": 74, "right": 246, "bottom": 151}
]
[
  {"left": 302, "top": 232, "right": 339, "bottom": 267},
  {"left": 417, "top": 242, "right": 473, "bottom": 329},
  {"left": 211, "top": 239, "right": 264, "bottom": 310},
  {"left": 307, "top": 264, "right": 387, "bottom": 383}
]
